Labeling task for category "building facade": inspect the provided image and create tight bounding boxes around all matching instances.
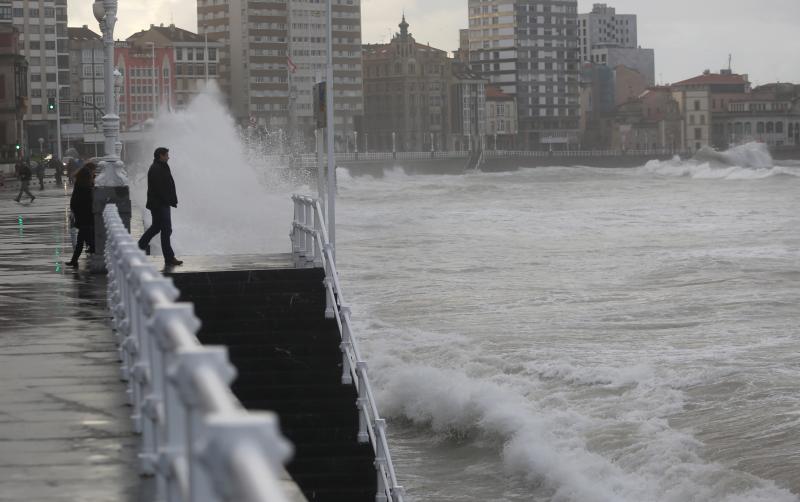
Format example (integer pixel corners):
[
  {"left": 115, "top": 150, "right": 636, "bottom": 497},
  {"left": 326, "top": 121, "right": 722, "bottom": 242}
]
[
  {"left": 114, "top": 41, "right": 176, "bottom": 130},
  {"left": 716, "top": 85, "right": 800, "bottom": 148},
  {"left": 485, "top": 84, "right": 517, "bottom": 149},
  {"left": 126, "top": 24, "right": 222, "bottom": 110},
  {"left": 197, "top": 0, "right": 363, "bottom": 150},
  {"left": 66, "top": 25, "right": 103, "bottom": 146},
  {"left": 671, "top": 70, "right": 749, "bottom": 152},
  {"left": 362, "top": 17, "right": 454, "bottom": 152},
  {"left": 12, "top": 0, "right": 70, "bottom": 155},
  {"left": 0, "top": 25, "right": 27, "bottom": 161},
  {"left": 577, "top": 3, "right": 636, "bottom": 63},
  {"left": 468, "top": 0, "right": 581, "bottom": 150}
]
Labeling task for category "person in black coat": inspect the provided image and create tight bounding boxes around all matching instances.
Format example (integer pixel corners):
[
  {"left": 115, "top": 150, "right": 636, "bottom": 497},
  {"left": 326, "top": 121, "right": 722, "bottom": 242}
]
[
  {"left": 14, "top": 160, "right": 35, "bottom": 203},
  {"left": 137, "top": 147, "right": 183, "bottom": 266},
  {"left": 65, "top": 165, "right": 95, "bottom": 267}
]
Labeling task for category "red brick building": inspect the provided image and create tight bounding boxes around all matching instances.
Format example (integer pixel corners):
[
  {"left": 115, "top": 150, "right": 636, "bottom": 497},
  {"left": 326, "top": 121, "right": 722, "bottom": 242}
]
[{"left": 114, "top": 42, "right": 176, "bottom": 130}]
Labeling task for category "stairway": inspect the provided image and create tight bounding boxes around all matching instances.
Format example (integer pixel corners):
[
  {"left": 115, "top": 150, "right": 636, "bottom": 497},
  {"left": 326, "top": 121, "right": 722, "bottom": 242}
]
[{"left": 169, "top": 266, "right": 377, "bottom": 502}]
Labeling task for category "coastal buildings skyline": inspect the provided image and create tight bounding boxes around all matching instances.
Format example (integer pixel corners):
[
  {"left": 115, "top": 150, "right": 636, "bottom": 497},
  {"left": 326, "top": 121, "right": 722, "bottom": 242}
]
[{"left": 67, "top": 0, "right": 800, "bottom": 86}]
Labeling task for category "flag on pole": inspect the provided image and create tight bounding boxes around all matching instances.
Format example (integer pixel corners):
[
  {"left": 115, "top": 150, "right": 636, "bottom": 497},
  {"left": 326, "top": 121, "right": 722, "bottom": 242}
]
[{"left": 287, "top": 55, "right": 297, "bottom": 74}]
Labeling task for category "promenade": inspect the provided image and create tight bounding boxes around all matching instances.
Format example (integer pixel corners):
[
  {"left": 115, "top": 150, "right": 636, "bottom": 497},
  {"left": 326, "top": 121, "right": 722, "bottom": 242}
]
[{"left": 0, "top": 179, "right": 150, "bottom": 501}]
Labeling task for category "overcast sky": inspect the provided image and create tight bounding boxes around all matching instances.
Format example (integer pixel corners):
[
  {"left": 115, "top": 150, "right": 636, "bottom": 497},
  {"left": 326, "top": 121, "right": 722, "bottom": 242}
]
[{"left": 69, "top": 0, "right": 800, "bottom": 86}]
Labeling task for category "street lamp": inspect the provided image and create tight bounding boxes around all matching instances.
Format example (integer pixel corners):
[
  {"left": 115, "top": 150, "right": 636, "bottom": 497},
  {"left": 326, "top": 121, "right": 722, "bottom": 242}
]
[{"left": 91, "top": 0, "right": 130, "bottom": 273}]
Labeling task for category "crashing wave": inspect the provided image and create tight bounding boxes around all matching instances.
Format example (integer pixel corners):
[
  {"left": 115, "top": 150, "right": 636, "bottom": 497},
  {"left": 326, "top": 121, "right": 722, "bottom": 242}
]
[{"left": 692, "top": 142, "right": 773, "bottom": 169}]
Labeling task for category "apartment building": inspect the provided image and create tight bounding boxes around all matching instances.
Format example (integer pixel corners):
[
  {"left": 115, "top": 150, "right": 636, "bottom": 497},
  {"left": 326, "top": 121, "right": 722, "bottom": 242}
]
[
  {"left": 12, "top": 0, "right": 69, "bottom": 154},
  {"left": 468, "top": 0, "right": 580, "bottom": 150},
  {"left": 127, "top": 24, "right": 222, "bottom": 110},
  {"left": 0, "top": 24, "right": 27, "bottom": 161},
  {"left": 66, "top": 25, "right": 103, "bottom": 141},
  {"left": 197, "top": 0, "right": 363, "bottom": 150}
]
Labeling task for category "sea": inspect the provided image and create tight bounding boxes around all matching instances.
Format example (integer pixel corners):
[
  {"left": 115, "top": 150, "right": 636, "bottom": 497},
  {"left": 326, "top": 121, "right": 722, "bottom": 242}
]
[
  {"left": 143, "top": 92, "right": 800, "bottom": 501},
  {"left": 333, "top": 155, "right": 800, "bottom": 502}
]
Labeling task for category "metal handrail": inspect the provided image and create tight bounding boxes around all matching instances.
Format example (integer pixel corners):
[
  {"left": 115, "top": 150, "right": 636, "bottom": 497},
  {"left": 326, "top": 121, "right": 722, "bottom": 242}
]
[
  {"left": 290, "top": 195, "right": 405, "bottom": 502},
  {"left": 103, "top": 204, "right": 295, "bottom": 502}
]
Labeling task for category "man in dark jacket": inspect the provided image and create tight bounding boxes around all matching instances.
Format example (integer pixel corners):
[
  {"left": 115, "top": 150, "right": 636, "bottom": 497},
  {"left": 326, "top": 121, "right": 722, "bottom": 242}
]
[
  {"left": 14, "top": 160, "right": 35, "bottom": 203},
  {"left": 137, "top": 147, "right": 183, "bottom": 266}
]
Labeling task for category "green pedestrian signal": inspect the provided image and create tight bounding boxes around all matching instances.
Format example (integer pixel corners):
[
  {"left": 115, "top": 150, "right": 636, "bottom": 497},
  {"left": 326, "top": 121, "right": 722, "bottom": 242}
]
[
  {"left": 15, "top": 143, "right": 20, "bottom": 150},
  {"left": 47, "top": 97, "right": 55, "bottom": 111}
]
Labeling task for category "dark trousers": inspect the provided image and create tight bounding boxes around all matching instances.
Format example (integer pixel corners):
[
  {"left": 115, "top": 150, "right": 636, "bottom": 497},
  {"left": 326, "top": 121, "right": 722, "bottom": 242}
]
[
  {"left": 70, "top": 225, "right": 95, "bottom": 262},
  {"left": 138, "top": 206, "right": 175, "bottom": 261},
  {"left": 16, "top": 180, "right": 33, "bottom": 201}
]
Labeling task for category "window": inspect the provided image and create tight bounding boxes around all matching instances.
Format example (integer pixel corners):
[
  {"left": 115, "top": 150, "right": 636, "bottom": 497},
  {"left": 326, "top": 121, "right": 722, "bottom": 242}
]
[
  {"left": 208, "top": 48, "right": 216, "bottom": 60},
  {"left": 29, "top": 41, "right": 40, "bottom": 50},
  {"left": 694, "top": 100, "right": 700, "bottom": 111},
  {"left": 32, "top": 104, "right": 43, "bottom": 113},
  {"left": 694, "top": 128, "right": 702, "bottom": 140},
  {"left": 45, "top": 41, "right": 56, "bottom": 50},
  {"left": 29, "top": 8, "right": 39, "bottom": 16},
  {"left": 776, "top": 122, "right": 783, "bottom": 134},
  {"left": 176, "top": 48, "right": 183, "bottom": 60}
]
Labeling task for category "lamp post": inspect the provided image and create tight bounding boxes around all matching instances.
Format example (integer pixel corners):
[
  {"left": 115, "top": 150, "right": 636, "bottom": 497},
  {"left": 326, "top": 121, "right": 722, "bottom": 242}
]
[{"left": 91, "top": 0, "right": 130, "bottom": 273}]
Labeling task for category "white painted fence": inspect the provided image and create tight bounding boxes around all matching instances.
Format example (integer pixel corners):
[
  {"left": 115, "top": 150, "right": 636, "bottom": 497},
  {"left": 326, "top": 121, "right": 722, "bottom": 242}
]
[
  {"left": 291, "top": 195, "right": 406, "bottom": 502},
  {"left": 104, "top": 204, "right": 296, "bottom": 502}
]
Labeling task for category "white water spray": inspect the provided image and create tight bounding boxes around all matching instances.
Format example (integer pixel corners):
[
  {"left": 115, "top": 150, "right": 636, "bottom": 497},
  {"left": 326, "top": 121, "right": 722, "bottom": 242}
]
[
  {"left": 131, "top": 84, "right": 309, "bottom": 256},
  {"left": 641, "top": 142, "right": 800, "bottom": 180}
]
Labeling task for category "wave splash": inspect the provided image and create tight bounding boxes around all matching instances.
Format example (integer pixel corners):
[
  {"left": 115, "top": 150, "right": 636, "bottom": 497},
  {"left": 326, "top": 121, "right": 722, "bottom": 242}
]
[
  {"left": 376, "top": 363, "right": 799, "bottom": 502},
  {"left": 131, "top": 83, "right": 303, "bottom": 255},
  {"left": 641, "top": 142, "right": 799, "bottom": 180}
]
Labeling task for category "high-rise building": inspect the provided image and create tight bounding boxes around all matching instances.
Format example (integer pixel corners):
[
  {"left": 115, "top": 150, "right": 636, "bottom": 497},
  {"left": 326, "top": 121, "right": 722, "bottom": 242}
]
[
  {"left": 0, "top": 25, "right": 27, "bottom": 161},
  {"left": 197, "top": 0, "right": 363, "bottom": 150},
  {"left": 577, "top": 3, "right": 653, "bottom": 84},
  {"left": 577, "top": 3, "right": 636, "bottom": 62},
  {"left": 468, "top": 0, "right": 580, "bottom": 150},
  {"left": 12, "top": 0, "right": 70, "bottom": 155}
]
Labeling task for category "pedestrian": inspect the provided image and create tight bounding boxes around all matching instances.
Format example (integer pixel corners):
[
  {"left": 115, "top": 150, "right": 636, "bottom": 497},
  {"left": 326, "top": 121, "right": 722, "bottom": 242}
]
[
  {"left": 50, "top": 156, "right": 63, "bottom": 186},
  {"left": 137, "top": 147, "right": 183, "bottom": 266},
  {"left": 67, "top": 157, "right": 78, "bottom": 185},
  {"left": 14, "top": 160, "right": 35, "bottom": 203},
  {"left": 65, "top": 166, "right": 95, "bottom": 267},
  {"left": 34, "top": 159, "right": 45, "bottom": 190}
]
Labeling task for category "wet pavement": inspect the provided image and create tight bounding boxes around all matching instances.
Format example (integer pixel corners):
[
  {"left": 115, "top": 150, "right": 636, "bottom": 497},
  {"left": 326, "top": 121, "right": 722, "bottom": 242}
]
[{"left": 0, "top": 179, "right": 149, "bottom": 501}]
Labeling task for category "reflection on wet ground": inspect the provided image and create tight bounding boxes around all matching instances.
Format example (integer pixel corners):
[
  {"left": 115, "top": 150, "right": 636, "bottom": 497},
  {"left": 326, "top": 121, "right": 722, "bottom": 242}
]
[{"left": 0, "top": 180, "right": 152, "bottom": 501}]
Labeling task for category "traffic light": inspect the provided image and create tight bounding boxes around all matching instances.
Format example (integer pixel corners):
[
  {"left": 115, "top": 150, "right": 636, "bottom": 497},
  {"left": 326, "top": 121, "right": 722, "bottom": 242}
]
[
  {"left": 47, "top": 97, "right": 55, "bottom": 111},
  {"left": 15, "top": 143, "right": 20, "bottom": 151}
]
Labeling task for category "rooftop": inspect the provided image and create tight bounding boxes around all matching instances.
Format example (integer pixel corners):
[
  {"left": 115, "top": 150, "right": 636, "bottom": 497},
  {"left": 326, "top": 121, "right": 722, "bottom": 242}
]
[
  {"left": 127, "top": 24, "right": 205, "bottom": 43},
  {"left": 672, "top": 72, "right": 748, "bottom": 87},
  {"left": 68, "top": 25, "right": 101, "bottom": 41}
]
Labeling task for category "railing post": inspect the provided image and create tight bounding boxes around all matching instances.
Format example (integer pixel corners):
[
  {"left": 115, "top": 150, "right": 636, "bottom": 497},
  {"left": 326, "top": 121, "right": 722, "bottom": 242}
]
[
  {"left": 171, "top": 348, "right": 237, "bottom": 502},
  {"left": 374, "top": 419, "right": 388, "bottom": 502},
  {"left": 355, "top": 361, "right": 369, "bottom": 443},
  {"left": 339, "top": 306, "right": 353, "bottom": 384},
  {"left": 304, "top": 202, "right": 314, "bottom": 265},
  {"left": 138, "top": 275, "right": 180, "bottom": 476},
  {"left": 151, "top": 304, "right": 200, "bottom": 501}
]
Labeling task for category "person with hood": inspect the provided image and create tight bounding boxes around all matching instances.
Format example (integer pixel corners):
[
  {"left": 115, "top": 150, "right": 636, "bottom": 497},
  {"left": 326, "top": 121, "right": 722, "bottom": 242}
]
[
  {"left": 65, "top": 165, "right": 96, "bottom": 267},
  {"left": 14, "top": 160, "right": 35, "bottom": 203},
  {"left": 137, "top": 147, "right": 183, "bottom": 266},
  {"left": 50, "top": 156, "right": 63, "bottom": 186},
  {"left": 34, "top": 159, "right": 46, "bottom": 190}
]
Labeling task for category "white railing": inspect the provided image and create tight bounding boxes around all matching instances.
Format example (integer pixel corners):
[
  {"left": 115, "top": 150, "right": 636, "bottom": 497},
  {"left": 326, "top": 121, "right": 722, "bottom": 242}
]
[
  {"left": 103, "top": 204, "right": 296, "bottom": 502},
  {"left": 290, "top": 195, "right": 406, "bottom": 502}
]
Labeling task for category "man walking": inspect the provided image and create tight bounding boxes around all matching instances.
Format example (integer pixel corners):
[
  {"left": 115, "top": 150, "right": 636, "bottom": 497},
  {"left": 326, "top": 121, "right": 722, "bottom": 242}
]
[
  {"left": 137, "top": 147, "right": 183, "bottom": 266},
  {"left": 14, "top": 160, "right": 35, "bottom": 203}
]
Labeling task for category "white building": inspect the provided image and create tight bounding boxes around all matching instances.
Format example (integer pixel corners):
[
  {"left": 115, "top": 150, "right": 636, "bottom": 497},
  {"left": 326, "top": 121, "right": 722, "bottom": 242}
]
[
  {"left": 12, "top": 0, "right": 70, "bottom": 155},
  {"left": 578, "top": 3, "right": 637, "bottom": 62},
  {"left": 578, "top": 4, "right": 654, "bottom": 85}
]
